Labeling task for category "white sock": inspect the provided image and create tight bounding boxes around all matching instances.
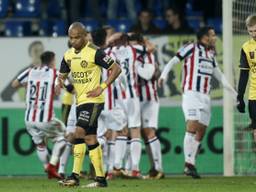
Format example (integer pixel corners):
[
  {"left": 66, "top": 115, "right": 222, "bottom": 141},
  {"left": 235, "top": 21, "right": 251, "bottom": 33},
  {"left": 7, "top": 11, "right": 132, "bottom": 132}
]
[
  {"left": 145, "top": 143, "right": 154, "bottom": 169},
  {"left": 36, "top": 145, "right": 49, "bottom": 169},
  {"left": 183, "top": 132, "right": 200, "bottom": 165},
  {"left": 103, "top": 141, "right": 109, "bottom": 172},
  {"left": 130, "top": 138, "right": 142, "bottom": 171},
  {"left": 107, "top": 140, "right": 115, "bottom": 172},
  {"left": 50, "top": 139, "right": 66, "bottom": 166},
  {"left": 124, "top": 141, "right": 132, "bottom": 171},
  {"left": 114, "top": 136, "right": 127, "bottom": 169},
  {"left": 58, "top": 142, "right": 72, "bottom": 174},
  {"left": 148, "top": 137, "right": 163, "bottom": 171}
]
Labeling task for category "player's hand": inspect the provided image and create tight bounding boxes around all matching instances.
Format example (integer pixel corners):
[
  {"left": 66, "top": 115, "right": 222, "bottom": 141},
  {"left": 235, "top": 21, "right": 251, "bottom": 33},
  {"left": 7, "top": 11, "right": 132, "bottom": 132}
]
[
  {"left": 158, "top": 78, "right": 164, "bottom": 88},
  {"left": 55, "top": 84, "right": 62, "bottom": 96},
  {"left": 237, "top": 96, "right": 245, "bottom": 113},
  {"left": 87, "top": 86, "right": 103, "bottom": 98}
]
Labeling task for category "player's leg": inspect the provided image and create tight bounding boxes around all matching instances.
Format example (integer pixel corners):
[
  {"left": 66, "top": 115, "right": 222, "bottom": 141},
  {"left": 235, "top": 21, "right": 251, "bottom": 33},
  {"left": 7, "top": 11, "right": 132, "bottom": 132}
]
[
  {"left": 45, "top": 118, "right": 67, "bottom": 179},
  {"left": 182, "top": 91, "right": 210, "bottom": 179},
  {"left": 127, "top": 98, "right": 142, "bottom": 178},
  {"left": 82, "top": 103, "right": 107, "bottom": 188},
  {"left": 25, "top": 122, "right": 49, "bottom": 172},
  {"left": 248, "top": 100, "right": 256, "bottom": 143},
  {"left": 58, "top": 104, "right": 77, "bottom": 177},
  {"left": 141, "top": 100, "right": 164, "bottom": 179}
]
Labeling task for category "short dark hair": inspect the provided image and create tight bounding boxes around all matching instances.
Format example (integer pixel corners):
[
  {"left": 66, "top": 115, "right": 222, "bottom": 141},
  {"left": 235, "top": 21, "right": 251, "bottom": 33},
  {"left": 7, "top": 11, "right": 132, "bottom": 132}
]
[
  {"left": 40, "top": 51, "right": 55, "bottom": 66},
  {"left": 196, "top": 26, "right": 214, "bottom": 41},
  {"left": 91, "top": 28, "right": 107, "bottom": 47},
  {"left": 128, "top": 33, "right": 144, "bottom": 43}
]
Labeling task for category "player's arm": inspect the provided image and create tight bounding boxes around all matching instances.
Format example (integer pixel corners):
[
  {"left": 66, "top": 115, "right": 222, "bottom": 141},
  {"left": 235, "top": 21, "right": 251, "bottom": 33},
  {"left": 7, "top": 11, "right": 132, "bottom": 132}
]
[
  {"left": 135, "top": 46, "right": 155, "bottom": 80},
  {"left": 55, "top": 57, "right": 70, "bottom": 95},
  {"left": 212, "top": 64, "right": 237, "bottom": 97},
  {"left": 158, "top": 43, "right": 194, "bottom": 87},
  {"left": 158, "top": 56, "right": 180, "bottom": 87},
  {"left": 237, "top": 48, "right": 250, "bottom": 113},
  {"left": 87, "top": 49, "right": 121, "bottom": 97},
  {"left": 11, "top": 68, "right": 30, "bottom": 89}
]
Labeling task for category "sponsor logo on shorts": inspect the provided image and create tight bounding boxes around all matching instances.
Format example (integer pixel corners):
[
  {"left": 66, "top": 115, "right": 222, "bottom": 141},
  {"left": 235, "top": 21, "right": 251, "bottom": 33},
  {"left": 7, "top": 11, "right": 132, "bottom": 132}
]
[
  {"left": 188, "top": 109, "right": 197, "bottom": 117},
  {"left": 78, "top": 111, "right": 90, "bottom": 122}
]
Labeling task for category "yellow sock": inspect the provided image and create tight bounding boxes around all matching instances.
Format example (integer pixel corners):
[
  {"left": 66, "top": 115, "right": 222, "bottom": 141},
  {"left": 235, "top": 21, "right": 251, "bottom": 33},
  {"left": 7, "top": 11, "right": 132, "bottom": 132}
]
[
  {"left": 72, "top": 142, "right": 86, "bottom": 175},
  {"left": 89, "top": 144, "right": 104, "bottom": 177}
]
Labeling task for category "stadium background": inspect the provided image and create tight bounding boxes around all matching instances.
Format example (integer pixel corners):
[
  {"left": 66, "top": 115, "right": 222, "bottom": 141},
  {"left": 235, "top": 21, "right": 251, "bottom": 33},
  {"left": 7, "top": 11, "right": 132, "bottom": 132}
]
[{"left": 0, "top": 0, "right": 252, "bottom": 176}]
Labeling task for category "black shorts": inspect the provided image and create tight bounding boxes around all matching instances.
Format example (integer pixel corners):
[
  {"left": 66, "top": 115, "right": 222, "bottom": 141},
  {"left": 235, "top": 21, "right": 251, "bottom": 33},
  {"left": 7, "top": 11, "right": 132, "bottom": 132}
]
[
  {"left": 248, "top": 100, "right": 256, "bottom": 128},
  {"left": 76, "top": 103, "right": 104, "bottom": 135}
]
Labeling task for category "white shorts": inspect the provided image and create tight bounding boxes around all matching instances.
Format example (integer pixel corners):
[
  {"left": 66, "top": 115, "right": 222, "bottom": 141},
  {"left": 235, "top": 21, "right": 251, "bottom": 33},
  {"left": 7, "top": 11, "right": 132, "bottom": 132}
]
[
  {"left": 66, "top": 104, "right": 77, "bottom": 134},
  {"left": 98, "top": 100, "right": 127, "bottom": 134},
  {"left": 25, "top": 118, "right": 65, "bottom": 145},
  {"left": 140, "top": 100, "right": 159, "bottom": 129},
  {"left": 182, "top": 91, "right": 211, "bottom": 126},
  {"left": 124, "top": 98, "right": 141, "bottom": 128}
]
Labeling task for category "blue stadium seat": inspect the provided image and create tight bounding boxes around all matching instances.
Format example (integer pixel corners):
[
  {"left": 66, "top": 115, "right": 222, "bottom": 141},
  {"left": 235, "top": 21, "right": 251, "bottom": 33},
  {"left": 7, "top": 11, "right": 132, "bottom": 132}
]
[
  {"left": 153, "top": 18, "right": 167, "bottom": 29},
  {"left": 188, "top": 18, "right": 202, "bottom": 32},
  {"left": 50, "top": 20, "right": 66, "bottom": 36},
  {"left": 207, "top": 18, "right": 222, "bottom": 34},
  {"left": 47, "top": 0, "right": 60, "bottom": 18},
  {"left": 5, "top": 20, "right": 31, "bottom": 36},
  {"left": 107, "top": 19, "right": 132, "bottom": 32},
  {"left": 80, "top": 19, "right": 99, "bottom": 32},
  {"left": 38, "top": 20, "right": 49, "bottom": 36},
  {"left": 0, "top": 0, "right": 9, "bottom": 18},
  {"left": 14, "top": 0, "right": 40, "bottom": 17}
]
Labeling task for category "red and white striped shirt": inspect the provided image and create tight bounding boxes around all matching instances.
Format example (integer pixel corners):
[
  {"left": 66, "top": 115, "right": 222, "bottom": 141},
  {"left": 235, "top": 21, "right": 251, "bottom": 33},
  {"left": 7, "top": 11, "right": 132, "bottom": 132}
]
[
  {"left": 102, "top": 47, "right": 126, "bottom": 110},
  {"left": 133, "top": 45, "right": 158, "bottom": 102},
  {"left": 19, "top": 66, "right": 57, "bottom": 122},
  {"left": 112, "top": 45, "right": 139, "bottom": 99},
  {"left": 176, "top": 43, "right": 218, "bottom": 95}
]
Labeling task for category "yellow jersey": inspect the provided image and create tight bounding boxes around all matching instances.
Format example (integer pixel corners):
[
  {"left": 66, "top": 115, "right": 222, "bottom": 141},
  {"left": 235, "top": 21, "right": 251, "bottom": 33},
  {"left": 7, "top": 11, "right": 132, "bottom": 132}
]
[
  {"left": 59, "top": 42, "right": 114, "bottom": 105},
  {"left": 240, "top": 39, "right": 256, "bottom": 100},
  {"left": 62, "top": 90, "right": 74, "bottom": 105}
]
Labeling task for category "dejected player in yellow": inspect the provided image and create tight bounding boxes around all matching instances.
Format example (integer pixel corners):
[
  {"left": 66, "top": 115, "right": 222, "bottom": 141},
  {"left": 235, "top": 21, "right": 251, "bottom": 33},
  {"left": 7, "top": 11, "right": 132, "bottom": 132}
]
[
  {"left": 56, "top": 22, "right": 121, "bottom": 188},
  {"left": 237, "top": 14, "right": 256, "bottom": 143}
]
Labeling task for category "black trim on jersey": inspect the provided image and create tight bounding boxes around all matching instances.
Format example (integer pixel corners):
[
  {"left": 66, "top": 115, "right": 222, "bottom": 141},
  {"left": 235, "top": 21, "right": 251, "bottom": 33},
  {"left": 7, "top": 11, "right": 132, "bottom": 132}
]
[
  {"left": 95, "top": 49, "right": 114, "bottom": 69},
  {"left": 39, "top": 102, "right": 45, "bottom": 122},
  {"left": 60, "top": 57, "right": 71, "bottom": 73},
  {"left": 18, "top": 71, "right": 29, "bottom": 82},
  {"left": 239, "top": 48, "right": 250, "bottom": 69},
  {"left": 237, "top": 69, "right": 249, "bottom": 99},
  {"left": 198, "top": 69, "right": 212, "bottom": 76},
  {"left": 113, "top": 86, "right": 118, "bottom": 99},
  {"left": 199, "top": 58, "right": 212, "bottom": 63},
  {"left": 176, "top": 46, "right": 194, "bottom": 60},
  {"left": 26, "top": 101, "right": 32, "bottom": 121},
  {"left": 196, "top": 76, "right": 201, "bottom": 91},
  {"left": 138, "top": 77, "right": 143, "bottom": 101},
  {"left": 212, "top": 58, "right": 217, "bottom": 68}
]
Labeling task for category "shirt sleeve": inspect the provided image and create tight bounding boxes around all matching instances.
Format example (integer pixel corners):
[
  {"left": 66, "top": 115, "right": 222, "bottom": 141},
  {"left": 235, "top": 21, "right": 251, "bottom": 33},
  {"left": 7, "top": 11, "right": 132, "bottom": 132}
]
[
  {"left": 239, "top": 48, "right": 250, "bottom": 69},
  {"left": 95, "top": 49, "right": 115, "bottom": 69},
  {"left": 176, "top": 43, "right": 194, "bottom": 60},
  {"left": 17, "top": 68, "right": 30, "bottom": 84},
  {"left": 59, "top": 57, "right": 71, "bottom": 73}
]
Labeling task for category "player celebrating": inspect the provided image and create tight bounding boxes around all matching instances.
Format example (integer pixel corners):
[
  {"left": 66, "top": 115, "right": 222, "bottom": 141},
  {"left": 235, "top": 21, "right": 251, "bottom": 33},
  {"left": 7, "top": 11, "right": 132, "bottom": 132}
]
[
  {"left": 159, "top": 26, "right": 236, "bottom": 178},
  {"left": 237, "top": 15, "right": 256, "bottom": 142},
  {"left": 56, "top": 22, "right": 121, "bottom": 188},
  {"left": 128, "top": 33, "right": 164, "bottom": 179},
  {"left": 12, "top": 51, "right": 66, "bottom": 179}
]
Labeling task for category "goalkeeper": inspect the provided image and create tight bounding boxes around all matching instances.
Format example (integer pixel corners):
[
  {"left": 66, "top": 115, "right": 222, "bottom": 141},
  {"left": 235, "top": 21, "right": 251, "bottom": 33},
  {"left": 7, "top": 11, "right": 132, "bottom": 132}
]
[{"left": 237, "top": 14, "right": 256, "bottom": 142}]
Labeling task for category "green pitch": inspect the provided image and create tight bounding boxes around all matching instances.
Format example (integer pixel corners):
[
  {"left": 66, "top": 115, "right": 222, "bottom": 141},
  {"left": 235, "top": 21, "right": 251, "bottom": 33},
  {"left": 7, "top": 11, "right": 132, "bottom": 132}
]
[{"left": 0, "top": 176, "right": 256, "bottom": 192}]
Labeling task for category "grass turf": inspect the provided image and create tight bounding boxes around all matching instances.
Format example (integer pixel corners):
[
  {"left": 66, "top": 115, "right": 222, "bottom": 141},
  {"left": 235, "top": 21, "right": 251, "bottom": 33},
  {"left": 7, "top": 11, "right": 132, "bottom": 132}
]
[{"left": 0, "top": 176, "right": 255, "bottom": 192}]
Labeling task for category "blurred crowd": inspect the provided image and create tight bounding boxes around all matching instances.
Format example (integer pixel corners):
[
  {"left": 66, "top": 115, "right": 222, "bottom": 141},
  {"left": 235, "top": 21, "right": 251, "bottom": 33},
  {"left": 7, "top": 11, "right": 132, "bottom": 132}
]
[{"left": 0, "top": 0, "right": 222, "bottom": 36}]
